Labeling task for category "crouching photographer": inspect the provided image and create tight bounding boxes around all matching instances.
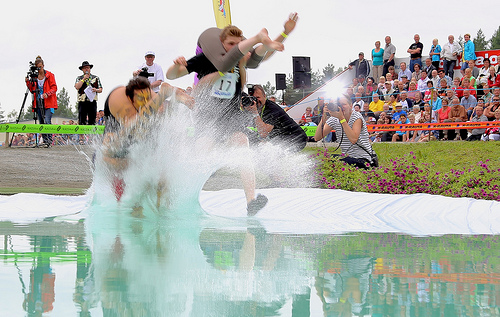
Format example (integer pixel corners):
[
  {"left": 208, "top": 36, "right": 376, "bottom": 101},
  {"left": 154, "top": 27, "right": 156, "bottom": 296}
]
[
  {"left": 314, "top": 95, "right": 378, "bottom": 169},
  {"left": 242, "top": 84, "right": 307, "bottom": 152}
]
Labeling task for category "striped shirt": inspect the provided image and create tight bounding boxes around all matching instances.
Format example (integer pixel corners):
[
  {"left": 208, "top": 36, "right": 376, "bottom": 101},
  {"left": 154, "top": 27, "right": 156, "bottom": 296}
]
[{"left": 326, "top": 111, "right": 374, "bottom": 161}]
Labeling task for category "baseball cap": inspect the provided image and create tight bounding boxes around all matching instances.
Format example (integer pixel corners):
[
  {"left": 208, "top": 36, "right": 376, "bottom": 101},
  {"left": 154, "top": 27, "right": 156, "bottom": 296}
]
[{"left": 145, "top": 51, "right": 155, "bottom": 56}]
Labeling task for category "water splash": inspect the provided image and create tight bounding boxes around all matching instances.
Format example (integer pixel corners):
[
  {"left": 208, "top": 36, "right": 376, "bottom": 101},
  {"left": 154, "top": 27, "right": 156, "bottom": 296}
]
[{"left": 89, "top": 93, "right": 315, "bottom": 217}]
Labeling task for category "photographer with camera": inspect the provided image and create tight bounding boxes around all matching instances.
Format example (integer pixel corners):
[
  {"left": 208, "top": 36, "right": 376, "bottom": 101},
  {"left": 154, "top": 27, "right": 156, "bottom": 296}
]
[
  {"left": 25, "top": 55, "right": 58, "bottom": 147},
  {"left": 75, "top": 61, "right": 102, "bottom": 126},
  {"left": 314, "top": 95, "right": 378, "bottom": 169},
  {"left": 133, "top": 51, "right": 164, "bottom": 93},
  {"left": 244, "top": 84, "right": 307, "bottom": 152}
]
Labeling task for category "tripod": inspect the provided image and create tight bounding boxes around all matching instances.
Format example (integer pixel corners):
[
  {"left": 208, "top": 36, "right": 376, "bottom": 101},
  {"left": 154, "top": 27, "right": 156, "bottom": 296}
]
[{"left": 9, "top": 77, "right": 45, "bottom": 147}]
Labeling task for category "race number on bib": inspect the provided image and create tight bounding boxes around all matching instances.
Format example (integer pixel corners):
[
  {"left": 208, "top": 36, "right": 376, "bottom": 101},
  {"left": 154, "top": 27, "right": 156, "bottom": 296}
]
[{"left": 211, "top": 72, "right": 237, "bottom": 99}]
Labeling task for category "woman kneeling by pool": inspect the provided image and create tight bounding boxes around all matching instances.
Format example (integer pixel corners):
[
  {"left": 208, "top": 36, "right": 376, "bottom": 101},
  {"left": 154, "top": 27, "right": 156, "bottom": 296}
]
[{"left": 314, "top": 95, "right": 378, "bottom": 169}]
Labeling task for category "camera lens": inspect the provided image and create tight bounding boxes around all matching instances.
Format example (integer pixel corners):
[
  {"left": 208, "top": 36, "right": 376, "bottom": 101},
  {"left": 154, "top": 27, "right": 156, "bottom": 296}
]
[{"left": 241, "top": 96, "right": 252, "bottom": 107}]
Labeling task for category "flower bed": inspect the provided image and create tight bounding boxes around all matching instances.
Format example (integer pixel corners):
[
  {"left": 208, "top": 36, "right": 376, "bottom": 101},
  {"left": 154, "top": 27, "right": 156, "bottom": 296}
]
[{"left": 315, "top": 149, "right": 500, "bottom": 201}]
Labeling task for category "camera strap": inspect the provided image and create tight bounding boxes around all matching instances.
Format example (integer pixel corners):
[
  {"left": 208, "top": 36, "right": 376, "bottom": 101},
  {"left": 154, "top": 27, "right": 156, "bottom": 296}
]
[{"left": 342, "top": 118, "right": 376, "bottom": 163}]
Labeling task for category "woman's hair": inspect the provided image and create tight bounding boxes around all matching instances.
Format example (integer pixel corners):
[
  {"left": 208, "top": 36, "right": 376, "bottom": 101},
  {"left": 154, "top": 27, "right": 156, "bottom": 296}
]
[
  {"left": 220, "top": 25, "right": 243, "bottom": 42},
  {"left": 34, "top": 55, "right": 44, "bottom": 66},
  {"left": 125, "top": 77, "right": 151, "bottom": 101},
  {"left": 338, "top": 94, "right": 353, "bottom": 107}
]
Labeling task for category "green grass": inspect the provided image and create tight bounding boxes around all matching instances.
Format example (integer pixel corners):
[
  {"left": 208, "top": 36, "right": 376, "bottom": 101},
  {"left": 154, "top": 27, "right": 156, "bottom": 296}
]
[
  {"left": 0, "top": 187, "right": 87, "bottom": 195},
  {"left": 309, "top": 141, "right": 500, "bottom": 200},
  {"left": 372, "top": 141, "right": 500, "bottom": 173},
  {"left": 307, "top": 141, "right": 500, "bottom": 173}
]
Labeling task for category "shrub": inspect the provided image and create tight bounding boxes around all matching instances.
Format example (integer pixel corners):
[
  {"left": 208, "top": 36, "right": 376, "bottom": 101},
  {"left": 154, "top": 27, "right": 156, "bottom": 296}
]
[{"left": 315, "top": 150, "right": 500, "bottom": 201}]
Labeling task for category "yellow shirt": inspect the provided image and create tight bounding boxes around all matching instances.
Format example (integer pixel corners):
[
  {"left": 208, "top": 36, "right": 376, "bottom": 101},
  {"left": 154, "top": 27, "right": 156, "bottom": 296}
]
[{"left": 369, "top": 100, "right": 385, "bottom": 112}]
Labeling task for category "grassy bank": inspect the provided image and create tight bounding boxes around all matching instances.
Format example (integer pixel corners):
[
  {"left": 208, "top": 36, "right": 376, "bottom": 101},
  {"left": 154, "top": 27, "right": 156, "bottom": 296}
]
[
  {"left": 311, "top": 141, "right": 500, "bottom": 201},
  {"left": 0, "top": 187, "right": 87, "bottom": 195},
  {"left": 2, "top": 142, "right": 499, "bottom": 198}
]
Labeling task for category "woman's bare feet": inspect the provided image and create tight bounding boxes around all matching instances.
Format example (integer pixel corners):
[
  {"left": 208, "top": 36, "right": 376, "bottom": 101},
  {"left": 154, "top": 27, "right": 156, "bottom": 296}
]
[{"left": 258, "top": 28, "right": 284, "bottom": 52}]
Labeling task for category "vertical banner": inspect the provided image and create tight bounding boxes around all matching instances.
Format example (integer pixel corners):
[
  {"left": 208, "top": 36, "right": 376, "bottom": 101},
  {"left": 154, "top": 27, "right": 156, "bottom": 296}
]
[{"left": 212, "top": 0, "right": 232, "bottom": 28}]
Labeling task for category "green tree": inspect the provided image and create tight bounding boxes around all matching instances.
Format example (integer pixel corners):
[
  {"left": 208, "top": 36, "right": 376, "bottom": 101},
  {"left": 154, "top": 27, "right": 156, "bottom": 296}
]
[
  {"left": 283, "top": 64, "right": 344, "bottom": 105},
  {"left": 0, "top": 102, "right": 5, "bottom": 123},
  {"left": 321, "top": 64, "right": 337, "bottom": 83},
  {"left": 54, "top": 87, "right": 75, "bottom": 118},
  {"left": 6, "top": 106, "right": 32, "bottom": 122},
  {"left": 458, "top": 35, "right": 464, "bottom": 48},
  {"left": 473, "top": 29, "right": 489, "bottom": 51},
  {"left": 16, "top": 102, "right": 35, "bottom": 121},
  {"left": 320, "top": 64, "right": 345, "bottom": 83},
  {"left": 261, "top": 81, "right": 276, "bottom": 97},
  {"left": 490, "top": 26, "right": 500, "bottom": 49},
  {"left": 7, "top": 109, "right": 18, "bottom": 122}
]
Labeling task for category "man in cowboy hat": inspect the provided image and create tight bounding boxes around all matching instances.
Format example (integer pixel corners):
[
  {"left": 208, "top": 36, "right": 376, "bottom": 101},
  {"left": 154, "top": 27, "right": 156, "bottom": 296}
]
[{"left": 75, "top": 61, "right": 102, "bottom": 125}]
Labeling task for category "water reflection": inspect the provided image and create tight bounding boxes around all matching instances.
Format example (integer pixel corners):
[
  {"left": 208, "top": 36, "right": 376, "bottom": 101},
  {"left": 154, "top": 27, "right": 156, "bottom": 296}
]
[
  {"left": 2, "top": 219, "right": 500, "bottom": 316},
  {"left": 22, "top": 236, "right": 56, "bottom": 316}
]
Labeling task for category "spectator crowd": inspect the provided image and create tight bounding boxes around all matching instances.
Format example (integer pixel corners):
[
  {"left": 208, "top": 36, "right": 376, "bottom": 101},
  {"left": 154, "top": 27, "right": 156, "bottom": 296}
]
[{"left": 306, "top": 33, "right": 500, "bottom": 143}]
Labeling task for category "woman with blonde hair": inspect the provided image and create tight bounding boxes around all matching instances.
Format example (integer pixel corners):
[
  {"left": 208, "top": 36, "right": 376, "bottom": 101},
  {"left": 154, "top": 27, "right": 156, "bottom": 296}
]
[
  {"left": 371, "top": 41, "right": 384, "bottom": 84},
  {"left": 429, "top": 38, "right": 442, "bottom": 70}
]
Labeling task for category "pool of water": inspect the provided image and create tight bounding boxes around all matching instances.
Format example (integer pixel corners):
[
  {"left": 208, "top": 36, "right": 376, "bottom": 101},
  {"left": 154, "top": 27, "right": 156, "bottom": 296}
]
[{"left": 2, "top": 215, "right": 500, "bottom": 316}]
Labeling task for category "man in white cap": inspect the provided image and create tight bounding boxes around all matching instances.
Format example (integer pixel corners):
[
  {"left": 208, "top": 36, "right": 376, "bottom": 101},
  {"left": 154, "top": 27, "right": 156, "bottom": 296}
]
[{"left": 133, "top": 51, "right": 164, "bottom": 93}]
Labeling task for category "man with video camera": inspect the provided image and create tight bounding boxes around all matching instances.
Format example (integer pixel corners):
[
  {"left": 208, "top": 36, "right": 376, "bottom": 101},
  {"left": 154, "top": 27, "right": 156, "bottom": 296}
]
[
  {"left": 75, "top": 61, "right": 102, "bottom": 126},
  {"left": 25, "top": 55, "right": 58, "bottom": 147},
  {"left": 243, "top": 84, "right": 307, "bottom": 152},
  {"left": 133, "top": 51, "right": 164, "bottom": 93}
]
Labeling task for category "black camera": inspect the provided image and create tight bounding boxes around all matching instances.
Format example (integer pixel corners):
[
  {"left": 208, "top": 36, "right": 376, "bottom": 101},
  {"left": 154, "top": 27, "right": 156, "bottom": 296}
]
[
  {"left": 247, "top": 84, "right": 255, "bottom": 96},
  {"left": 138, "top": 67, "right": 154, "bottom": 78},
  {"left": 326, "top": 99, "right": 340, "bottom": 112},
  {"left": 241, "top": 93, "right": 257, "bottom": 107},
  {"left": 27, "top": 61, "right": 40, "bottom": 79}
]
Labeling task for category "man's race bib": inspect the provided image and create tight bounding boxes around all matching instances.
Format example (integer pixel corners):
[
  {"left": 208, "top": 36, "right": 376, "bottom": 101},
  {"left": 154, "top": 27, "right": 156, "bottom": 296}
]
[{"left": 211, "top": 72, "right": 237, "bottom": 99}]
